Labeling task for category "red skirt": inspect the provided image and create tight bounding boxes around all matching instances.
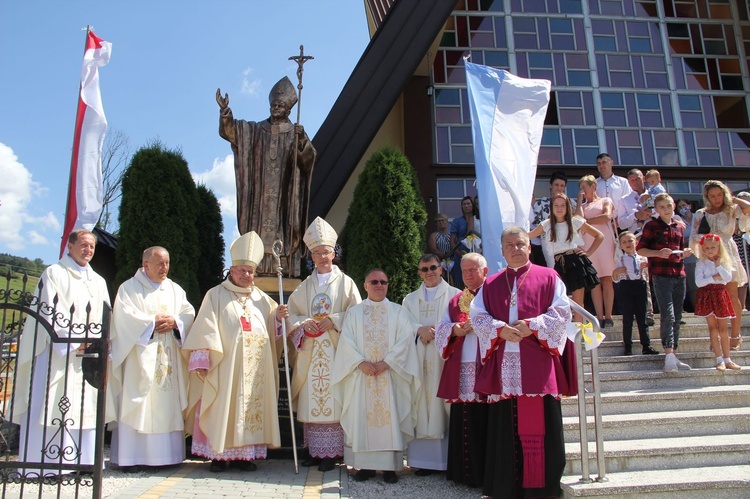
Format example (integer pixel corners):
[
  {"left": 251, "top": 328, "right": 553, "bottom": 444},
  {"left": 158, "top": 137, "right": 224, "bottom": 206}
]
[{"left": 694, "top": 284, "right": 735, "bottom": 319}]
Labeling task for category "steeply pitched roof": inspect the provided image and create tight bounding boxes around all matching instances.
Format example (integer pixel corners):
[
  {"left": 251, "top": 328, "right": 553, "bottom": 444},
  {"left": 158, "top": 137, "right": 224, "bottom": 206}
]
[{"left": 309, "top": 0, "right": 455, "bottom": 219}]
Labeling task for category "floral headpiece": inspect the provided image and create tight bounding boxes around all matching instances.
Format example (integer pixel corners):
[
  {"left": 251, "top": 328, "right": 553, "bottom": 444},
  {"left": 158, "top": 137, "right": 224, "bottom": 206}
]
[{"left": 699, "top": 233, "right": 720, "bottom": 245}]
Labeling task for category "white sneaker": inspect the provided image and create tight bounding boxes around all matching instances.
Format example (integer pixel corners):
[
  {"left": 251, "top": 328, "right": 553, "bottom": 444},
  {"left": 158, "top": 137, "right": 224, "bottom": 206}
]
[
  {"left": 675, "top": 358, "right": 691, "bottom": 370},
  {"left": 664, "top": 354, "right": 678, "bottom": 373}
]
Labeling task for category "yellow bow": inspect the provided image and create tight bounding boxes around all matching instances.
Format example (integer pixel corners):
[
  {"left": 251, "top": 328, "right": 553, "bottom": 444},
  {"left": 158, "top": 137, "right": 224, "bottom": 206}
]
[{"left": 576, "top": 321, "right": 605, "bottom": 351}]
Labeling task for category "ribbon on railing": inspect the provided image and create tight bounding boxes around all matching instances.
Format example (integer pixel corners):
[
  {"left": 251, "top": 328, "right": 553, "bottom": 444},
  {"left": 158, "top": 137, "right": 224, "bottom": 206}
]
[{"left": 576, "top": 321, "right": 605, "bottom": 351}]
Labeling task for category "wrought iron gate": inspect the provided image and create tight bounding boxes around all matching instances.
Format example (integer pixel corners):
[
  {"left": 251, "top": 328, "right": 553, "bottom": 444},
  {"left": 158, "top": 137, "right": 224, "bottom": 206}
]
[{"left": 0, "top": 270, "right": 110, "bottom": 498}]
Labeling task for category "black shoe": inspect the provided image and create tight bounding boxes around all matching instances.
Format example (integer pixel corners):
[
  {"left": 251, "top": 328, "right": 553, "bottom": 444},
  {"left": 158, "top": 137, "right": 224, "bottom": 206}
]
[
  {"left": 383, "top": 471, "right": 399, "bottom": 483},
  {"left": 119, "top": 465, "right": 143, "bottom": 473},
  {"left": 209, "top": 460, "right": 227, "bottom": 472},
  {"left": 414, "top": 468, "right": 435, "bottom": 476},
  {"left": 623, "top": 346, "right": 632, "bottom": 356},
  {"left": 301, "top": 457, "right": 322, "bottom": 467},
  {"left": 229, "top": 460, "right": 257, "bottom": 471},
  {"left": 646, "top": 316, "right": 655, "bottom": 326},
  {"left": 642, "top": 346, "right": 659, "bottom": 355},
  {"left": 318, "top": 458, "right": 335, "bottom": 472},
  {"left": 353, "top": 469, "right": 376, "bottom": 481}
]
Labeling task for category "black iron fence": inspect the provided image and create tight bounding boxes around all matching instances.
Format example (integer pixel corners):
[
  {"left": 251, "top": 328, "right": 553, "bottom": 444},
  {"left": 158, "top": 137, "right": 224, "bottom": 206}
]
[{"left": 0, "top": 270, "right": 110, "bottom": 498}]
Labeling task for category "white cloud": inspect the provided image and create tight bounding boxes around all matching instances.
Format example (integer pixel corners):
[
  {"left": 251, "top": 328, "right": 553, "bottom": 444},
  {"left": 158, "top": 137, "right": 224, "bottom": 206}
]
[
  {"left": 0, "top": 143, "right": 60, "bottom": 251},
  {"left": 27, "top": 230, "right": 49, "bottom": 245},
  {"left": 192, "top": 154, "right": 237, "bottom": 217},
  {"left": 241, "top": 67, "right": 261, "bottom": 97}
]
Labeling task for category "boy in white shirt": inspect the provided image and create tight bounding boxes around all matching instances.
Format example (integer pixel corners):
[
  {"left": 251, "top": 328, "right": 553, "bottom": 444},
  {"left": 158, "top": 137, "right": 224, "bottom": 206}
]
[{"left": 613, "top": 231, "right": 659, "bottom": 356}]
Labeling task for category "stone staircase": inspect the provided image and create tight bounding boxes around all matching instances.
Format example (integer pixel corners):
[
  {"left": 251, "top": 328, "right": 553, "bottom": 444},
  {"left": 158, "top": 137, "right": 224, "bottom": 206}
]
[{"left": 561, "top": 312, "right": 750, "bottom": 498}]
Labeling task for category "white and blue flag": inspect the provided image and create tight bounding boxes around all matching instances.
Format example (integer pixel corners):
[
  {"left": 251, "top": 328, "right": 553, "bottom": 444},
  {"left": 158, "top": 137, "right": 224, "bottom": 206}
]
[{"left": 465, "top": 61, "right": 550, "bottom": 273}]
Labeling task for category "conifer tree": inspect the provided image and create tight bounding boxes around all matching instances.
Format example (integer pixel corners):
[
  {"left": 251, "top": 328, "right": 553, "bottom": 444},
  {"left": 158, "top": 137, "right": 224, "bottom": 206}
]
[
  {"left": 195, "top": 184, "right": 225, "bottom": 298},
  {"left": 116, "top": 142, "right": 200, "bottom": 305},
  {"left": 343, "top": 146, "right": 427, "bottom": 302}
]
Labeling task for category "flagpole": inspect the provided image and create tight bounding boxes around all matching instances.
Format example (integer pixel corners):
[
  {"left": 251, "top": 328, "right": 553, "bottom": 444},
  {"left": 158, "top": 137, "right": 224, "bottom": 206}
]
[
  {"left": 59, "top": 25, "right": 93, "bottom": 258},
  {"left": 272, "top": 240, "right": 299, "bottom": 473}
]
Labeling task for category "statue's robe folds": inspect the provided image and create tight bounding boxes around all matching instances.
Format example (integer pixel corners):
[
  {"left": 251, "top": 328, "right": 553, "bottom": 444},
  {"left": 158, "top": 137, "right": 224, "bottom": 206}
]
[
  {"left": 434, "top": 285, "right": 488, "bottom": 487},
  {"left": 183, "top": 281, "right": 281, "bottom": 461},
  {"left": 470, "top": 262, "right": 576, "bottom": 499},
  {"left": 220, "top": 109, "right": 316, "bottom": 276},
  {"left": 331, "top": 299, "right": 420, "bottom": 471},
  {"left": 288, "top": 266, "right": 361, "bottom": 458},
  {"left": 401, "top": 280, "right": 461, "bottom": 471},
  {"left": 109, "top": 269, "right": 195, "bottom": 466},
  {"left": 12, "top": 255, "right": 112, "bottom": 474}
]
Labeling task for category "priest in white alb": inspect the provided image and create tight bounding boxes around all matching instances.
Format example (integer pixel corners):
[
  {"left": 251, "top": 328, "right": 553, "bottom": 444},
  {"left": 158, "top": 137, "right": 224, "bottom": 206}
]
[
  {"left": 402, "top": 253, "right": 461, "bottom": 475},
  {"left": 183, "top": 231, "right": 288, "bottom": 473},
  {"left": 332, "top": 269, "right": 420, "bottom": 484},
  {"left": 288, "top": 217, "right": 361, "bottom": 472},
  {"left": 13, "top": 229, "right": 111, "bottom": 476},
  {"left": 109, "top": 246, "right": 195, "bottom": 470}
]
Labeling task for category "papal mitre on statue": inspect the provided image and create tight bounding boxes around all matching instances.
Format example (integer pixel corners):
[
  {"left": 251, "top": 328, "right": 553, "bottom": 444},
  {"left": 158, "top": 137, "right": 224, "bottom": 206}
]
[
  {"left": 230, "top": 231, "right": 265, "bottom": 267},
  {"left": 303, "top": 217, "right": 338, "bottom": 250},
  {"left": 268, "top": 76, "right": 298, "bottom": 110}
]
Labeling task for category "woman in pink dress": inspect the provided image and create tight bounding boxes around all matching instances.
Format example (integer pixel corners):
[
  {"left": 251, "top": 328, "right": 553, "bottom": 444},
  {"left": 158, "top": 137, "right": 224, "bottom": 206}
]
[{"left": 577, "top": 175, "right": 617, "bottom": 329}]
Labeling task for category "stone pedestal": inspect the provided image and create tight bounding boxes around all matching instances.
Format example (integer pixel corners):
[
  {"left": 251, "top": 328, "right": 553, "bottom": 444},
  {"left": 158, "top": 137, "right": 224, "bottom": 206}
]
[{"left": 255, "top": 277, "right": 305, "bottom": 459}]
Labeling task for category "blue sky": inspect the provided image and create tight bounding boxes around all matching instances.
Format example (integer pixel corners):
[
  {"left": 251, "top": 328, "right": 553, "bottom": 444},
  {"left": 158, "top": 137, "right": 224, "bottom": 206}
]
[{"left": 0, "top": 1, "right": 369, "bottom": 266}]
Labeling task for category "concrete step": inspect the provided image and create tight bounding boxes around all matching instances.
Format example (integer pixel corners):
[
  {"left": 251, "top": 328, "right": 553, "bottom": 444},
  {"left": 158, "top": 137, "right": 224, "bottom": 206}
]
[
  {"left": 563, "top": 406, "right": 750, "bottom": 442},
  {"left": 561, "top": 464, "right": 750, "bottom": 498},
  {"left": 564, "top": 434, "right": 750, "bottom": 475},
  {"left": 594, "top": 336, "right": 735, "bottom": 356},
  {"left": 583, "top": 349, "right": 750, "bottom": 372},
  {"left": 583, "top": 366, "right": 750, "bottom": 391},
  {"left": 561, "top": 385, "right": 750, "bottom": 417},
  {"left": 593, "top": 323, "right": 750, "bottom": 343}
]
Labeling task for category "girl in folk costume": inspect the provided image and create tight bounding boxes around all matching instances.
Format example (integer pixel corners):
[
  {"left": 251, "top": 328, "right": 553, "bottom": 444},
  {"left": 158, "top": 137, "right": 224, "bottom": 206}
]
[
  {"left": 183, "top": 231, "right": 288, "bottom": 472},
  {"left": 528, "top": 193, "right": 604, "bottom": 322},
  {"left": 689, "top": 180, "right": 750, "bottom": 350},
  {"left": 694, "top": 234, "right": 741, "bottom": 371}
]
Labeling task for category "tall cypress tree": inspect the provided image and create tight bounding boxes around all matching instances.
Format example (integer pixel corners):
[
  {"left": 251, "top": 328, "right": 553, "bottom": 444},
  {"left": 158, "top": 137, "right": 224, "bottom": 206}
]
[
  {"left": 116, "top": 141, "right": 201, "bottom": 305},
  {"left": 195, "top": 184, "right": 225, "bottom": 298},
  {"left": 343, "top": 146, "right": 427, "bottom": 302}
]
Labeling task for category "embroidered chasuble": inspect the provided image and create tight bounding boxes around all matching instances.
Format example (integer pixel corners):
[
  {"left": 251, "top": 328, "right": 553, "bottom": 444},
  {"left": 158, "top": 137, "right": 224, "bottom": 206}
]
[
  {"left": 332, "top": 299, "right": 420, "bottom": 470},
  {"left": 288, "top": 266, "right": 361, "bottom": 423},
  {"left": 183, "top": 281, "right": 281, "bottom": 457},
  {"left": 110, "top": 269, "right": 194, "bottom": 434}
]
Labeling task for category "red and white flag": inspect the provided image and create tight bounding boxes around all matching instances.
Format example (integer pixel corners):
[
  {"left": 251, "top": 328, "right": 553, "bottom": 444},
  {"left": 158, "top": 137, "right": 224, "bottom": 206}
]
[{"left": 60, "top": 29, "right": 112, "bottom": 258}]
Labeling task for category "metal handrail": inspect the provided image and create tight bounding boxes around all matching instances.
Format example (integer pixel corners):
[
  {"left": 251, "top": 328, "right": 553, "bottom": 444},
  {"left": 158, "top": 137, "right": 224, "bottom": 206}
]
[{"left": 569, "top": 301, "right": 607, "bottom": 483}]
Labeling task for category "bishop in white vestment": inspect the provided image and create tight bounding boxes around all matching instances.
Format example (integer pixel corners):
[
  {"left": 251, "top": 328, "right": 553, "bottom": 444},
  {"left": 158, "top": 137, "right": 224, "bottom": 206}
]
[
  {"left": 402, "top": 254, "right": 461, "bottom": 474},
  {"left": 183, "top": 231, "right": 288, "bottom": 473},
  {"left": 288, "top": 217, "right": 361, "bottom": 472},
  {"left": 332, "top": 269, "right": 420, "bottom": 484},
  {"left": 109, "top": 246, "right": 195, "bottom": 468},
  {"left": 13, "top": 230, "right": 111, "bottom": 476}
]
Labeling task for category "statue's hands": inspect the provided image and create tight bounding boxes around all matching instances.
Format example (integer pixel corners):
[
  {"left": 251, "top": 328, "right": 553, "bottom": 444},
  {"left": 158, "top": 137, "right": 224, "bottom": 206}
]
[
  {"left": 294, "top": 124, "right": 305, "bottom": 136},
  {"left": 216, "top": 88, "right": 229, "bottom": 109}
]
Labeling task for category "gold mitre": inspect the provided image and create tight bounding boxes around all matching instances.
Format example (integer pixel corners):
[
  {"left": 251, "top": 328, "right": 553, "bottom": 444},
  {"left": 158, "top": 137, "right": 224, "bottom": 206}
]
[
  {"left": 268, "top": 76, "right": 298, "bottom": 109},
  {"left": 230, "top": 231, "right": 265, "bottom": 267},
  {"left": 303, "top": 217, "right": 338, "bottom": 250}
]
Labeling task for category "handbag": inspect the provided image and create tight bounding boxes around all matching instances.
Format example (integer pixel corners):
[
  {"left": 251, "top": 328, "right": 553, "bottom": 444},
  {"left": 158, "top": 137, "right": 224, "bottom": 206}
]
[{"left": 697, "top": 213, "right": 711, "bottom": 235}]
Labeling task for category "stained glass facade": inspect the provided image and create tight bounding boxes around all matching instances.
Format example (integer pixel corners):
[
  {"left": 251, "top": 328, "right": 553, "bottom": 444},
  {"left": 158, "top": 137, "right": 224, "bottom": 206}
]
[{"left": 432, "top": 0, "right": 750, "bottom": 169}]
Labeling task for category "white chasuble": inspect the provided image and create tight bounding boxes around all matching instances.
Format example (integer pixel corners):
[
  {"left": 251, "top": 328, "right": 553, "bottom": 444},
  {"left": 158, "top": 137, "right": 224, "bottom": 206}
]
[
  {"left": 183, "top": 281, "right": 280, "bottom": 453},
  {"left": 332, "top": 299, "right": 420, "bottom": 462},
  {"left": 288, "top": 266, "right": 361, "bottom": 423},
  {"left": 110, "top": 269, "right": 194, "bottom": 434}
]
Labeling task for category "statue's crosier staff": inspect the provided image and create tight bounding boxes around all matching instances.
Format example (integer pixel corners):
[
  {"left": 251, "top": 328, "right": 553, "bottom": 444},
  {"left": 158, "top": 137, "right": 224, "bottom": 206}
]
[
  {"left": 287, "top": 45, "right": 313, "bottom": 274},
  {"left": 272, "top": 240, "right": 299, "bottom": 473}
]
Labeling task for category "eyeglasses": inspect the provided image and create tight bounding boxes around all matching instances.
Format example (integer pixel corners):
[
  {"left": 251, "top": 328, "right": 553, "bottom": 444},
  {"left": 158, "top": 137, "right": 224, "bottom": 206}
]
[
  {"left": 435, "top": 218, "right": 447, "bottom": 223},
  {"left": 312, "top": 249, "right": 334, "bottom": 257},
  {"left": 419, "top": 264, "right": 440, "bottom": 273},
  {"left": 368, "top": 279, "right": 389, "bottom": 286}
]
